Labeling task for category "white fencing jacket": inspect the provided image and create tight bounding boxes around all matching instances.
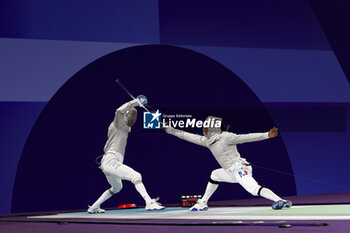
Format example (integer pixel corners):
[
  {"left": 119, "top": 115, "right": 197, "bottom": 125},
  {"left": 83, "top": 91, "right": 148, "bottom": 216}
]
[
  {"left": 103, "top": 99, "right": 139, "bottom": 161},
  {"left": 165, "top": 127, "right": 269, "bottom": 170}
]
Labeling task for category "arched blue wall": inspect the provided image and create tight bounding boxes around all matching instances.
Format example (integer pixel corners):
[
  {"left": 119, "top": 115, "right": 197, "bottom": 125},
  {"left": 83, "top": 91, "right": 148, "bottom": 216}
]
[
  {"left": 1, "top": 0, "right": 350, "bottom": 214},
  {"left": 12, "top": 45, "right": 295, "bottom": 212}
]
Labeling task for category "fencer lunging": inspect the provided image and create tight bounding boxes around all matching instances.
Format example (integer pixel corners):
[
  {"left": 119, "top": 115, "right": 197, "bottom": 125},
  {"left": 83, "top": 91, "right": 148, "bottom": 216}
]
[
  {"left": 165, "top": 116, "right": 292, "bottom": 211},
  {"left": 88, "top": 96, "right": 164, "bottom": 213}
]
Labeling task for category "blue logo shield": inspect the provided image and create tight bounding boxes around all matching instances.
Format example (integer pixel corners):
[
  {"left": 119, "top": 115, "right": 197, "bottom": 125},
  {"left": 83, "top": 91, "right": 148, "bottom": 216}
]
[{"left": 143, "top": 110, "right": 162, "bottom": 129}]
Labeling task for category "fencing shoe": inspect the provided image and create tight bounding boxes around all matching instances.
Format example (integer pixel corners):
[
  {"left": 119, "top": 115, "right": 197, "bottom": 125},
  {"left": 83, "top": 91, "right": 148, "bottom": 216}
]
[
  {"left": 88, "top": 205, "right": 106, "bottom": 214},
  {"left": 145, "top": 198, "right": 165, "bottom": 211},
  {"left": 190, "top": 199, "right": 208, "bottom": 211},
  {"left": 272, "top": 200, "right": 285, "bottom": 210},
  {"left": 283, "top": 200, "right": 292, "bottom": 209}
]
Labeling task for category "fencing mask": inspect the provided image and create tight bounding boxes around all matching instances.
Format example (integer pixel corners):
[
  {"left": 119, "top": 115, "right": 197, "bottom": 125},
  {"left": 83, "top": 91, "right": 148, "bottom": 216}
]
[
  {"left": 203, "top": 116, "right": 223, "bottom": 138},
  {"left": 125, "top": 107, "right": 137, "bottom": 127}
]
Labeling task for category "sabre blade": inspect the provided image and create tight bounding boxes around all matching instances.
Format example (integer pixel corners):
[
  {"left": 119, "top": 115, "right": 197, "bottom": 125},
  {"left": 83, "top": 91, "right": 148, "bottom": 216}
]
[
  {"left": 115, "top": 79, "right": 136, "bottom": 100},
  {"left": 141, "top": 105, "right": 151, "bottom": 112},
  {"left": 115, "top": 79, "right": 153, "bottom": 112}
]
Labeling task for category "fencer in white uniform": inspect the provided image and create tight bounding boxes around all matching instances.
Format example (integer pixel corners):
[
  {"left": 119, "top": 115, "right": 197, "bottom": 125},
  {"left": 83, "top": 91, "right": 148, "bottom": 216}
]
[
  {"left": 165, "top": 116, "right": 292, "bottom": 211},
  {"left": 88, "top": 96, "right": 164, "bottom": 213}
]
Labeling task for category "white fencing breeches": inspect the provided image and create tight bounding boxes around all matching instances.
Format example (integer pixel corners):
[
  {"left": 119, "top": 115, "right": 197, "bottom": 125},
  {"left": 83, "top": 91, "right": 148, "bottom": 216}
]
[
  {"left": 210, "top": 165, "right": 261, "bottom": 196},
  {"left": 100, "top": 153, "right": 142, "bottom": 194}
]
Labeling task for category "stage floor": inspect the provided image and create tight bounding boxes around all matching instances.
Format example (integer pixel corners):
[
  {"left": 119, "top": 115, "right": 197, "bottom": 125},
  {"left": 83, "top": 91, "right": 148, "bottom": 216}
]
[
  {"left": 30, "top": 204, "right": 350, "bottom": 221},
  {"left": 2, "top": 194, "right": 350, "bottom": 232}
]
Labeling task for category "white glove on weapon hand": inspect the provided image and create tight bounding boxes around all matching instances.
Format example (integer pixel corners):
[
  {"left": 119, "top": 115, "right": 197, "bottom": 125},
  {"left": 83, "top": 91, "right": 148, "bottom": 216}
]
[
  {"left": 127, "top": 95, "right": 147, "bottom": 109},
  {"left": 137, "top": 95, "right": 148, "bottom": 106},
  {"left": 164, "top": 125, "right": 173, "bottom": 134},
  {"left": 163, "top": 125, "right": 181, "bottom": 137}
]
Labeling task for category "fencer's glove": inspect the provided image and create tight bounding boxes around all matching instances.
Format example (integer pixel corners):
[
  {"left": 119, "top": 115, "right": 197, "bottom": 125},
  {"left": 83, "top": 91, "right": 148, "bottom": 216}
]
[
  {"left": 163, "top": 124, "right": 174, "bottom": 134},
  {"left": 137, "top": 95, "right": 148, "bottom": 106},
  {"left": 164, "top": 125, "right": 183, "bottom": 137}
]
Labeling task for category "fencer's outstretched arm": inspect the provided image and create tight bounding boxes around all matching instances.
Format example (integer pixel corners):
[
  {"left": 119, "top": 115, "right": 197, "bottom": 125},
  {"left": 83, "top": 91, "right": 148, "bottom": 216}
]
[
  {"left": 227, "top": 132, "right": 269, "bottom": 144},
  {"left": 227, "top": 127, "right": 278, "bottom": 144},
  {"left": 164, "top": 127, "right": 207, "bottom": 147}
]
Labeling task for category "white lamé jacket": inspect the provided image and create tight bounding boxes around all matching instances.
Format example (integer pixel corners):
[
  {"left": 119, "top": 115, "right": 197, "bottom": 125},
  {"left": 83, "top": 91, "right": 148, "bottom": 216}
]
[
  {"left": 165, "top": 127, "right": 269, "bottom": 170},
  {"left": 103, "top": 99, "right": 139, "bottom": 161}
]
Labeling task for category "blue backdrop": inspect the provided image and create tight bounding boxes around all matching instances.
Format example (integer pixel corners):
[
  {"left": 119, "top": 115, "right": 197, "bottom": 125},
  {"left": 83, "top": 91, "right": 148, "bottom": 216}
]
[{"left": 0, "top": 0, "right": 349, "bottom": 214}]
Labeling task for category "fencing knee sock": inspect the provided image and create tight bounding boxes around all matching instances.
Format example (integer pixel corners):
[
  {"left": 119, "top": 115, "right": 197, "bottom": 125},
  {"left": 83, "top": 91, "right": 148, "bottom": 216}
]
[
  {"left": 91, "top": 188, "right": 115, "bottom": 208},
  {"left": 258, "top": 187, "right": 282, "bottom": 202},
  {"left": 201, "top": 178, "right": 219, "bottom": 202},
  {"left": 134, "top": 182, "right": 152, "bottom": 203}
]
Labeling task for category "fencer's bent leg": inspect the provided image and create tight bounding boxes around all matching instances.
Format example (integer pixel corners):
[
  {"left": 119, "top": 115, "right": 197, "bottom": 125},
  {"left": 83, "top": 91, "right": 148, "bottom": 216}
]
[
  {"left": 113, "top": 163, "right": 152, "bottom": 203},
  {"left": 134, "top": 182, "right": 152, "bottom": 203},
  {"left": 106, "top": 175, "right": 123, "bottom": 193},
  {"left": 201, "top": 171, "right": 222, "bottom": 202},
  {"left": 90, "top": 187, "right": 117, "bottom": 209},
  {"left": 116, "top": 165, "right": 164, "bottom": 209},
  {"left": 211, "top": 168, "right": 237, "bottom": 183},
  {"left": 190, "top": 169, "right": 226, "bottom": 211},
  {"left": 101, "top": 158, "right": 154, "bottom": 204},
  {"left": 110, "top": 163, "right": 141, "bottom": 184},
  {"left": 90, "top": 176, "right": 123, "bottom": 209},
  {"left": 199, "top": 168, "right": 237, "bottom": 204},
  {"left": 201, "top": 180, "right": 219, "bottom": 203}
]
